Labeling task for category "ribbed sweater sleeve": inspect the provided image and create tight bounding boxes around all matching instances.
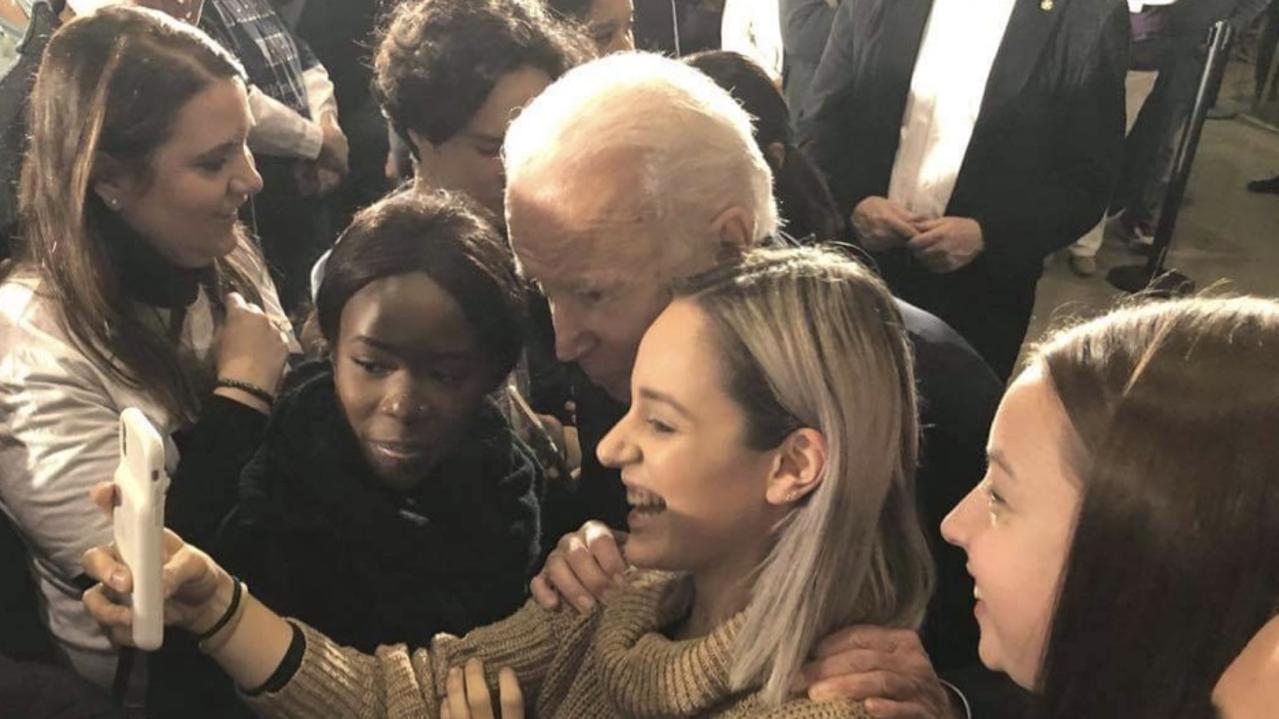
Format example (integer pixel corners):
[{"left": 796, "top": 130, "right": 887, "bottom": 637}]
[{"left": 246, "top": 599, "right": 582, "bottom": 718}]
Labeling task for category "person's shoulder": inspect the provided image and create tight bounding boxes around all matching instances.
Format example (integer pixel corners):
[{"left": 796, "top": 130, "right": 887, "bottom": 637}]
[{"left": 0, "top": 271, "right": 76, "bottom": 357}]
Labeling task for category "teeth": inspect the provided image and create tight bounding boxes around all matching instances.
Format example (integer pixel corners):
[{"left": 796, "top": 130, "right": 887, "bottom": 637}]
[
  {"left": 626, "top": 487, "right": 667, "bottom": 512},
  {"left": 974, "top": 587, "right": 984, "bottom": 600}
]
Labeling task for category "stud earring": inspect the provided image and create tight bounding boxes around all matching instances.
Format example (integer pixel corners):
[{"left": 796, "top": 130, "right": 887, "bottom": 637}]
[{"left": 105, "top": 196, "right": 121, "bottom": 210}]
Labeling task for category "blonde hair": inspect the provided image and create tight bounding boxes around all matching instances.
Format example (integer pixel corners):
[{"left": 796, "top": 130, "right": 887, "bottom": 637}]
[
  {"left": 503, "top": 51, "right": 778, "bottom": 246},
  {"left": 675, "top": 246, "right": 934, "bottom": 706}
]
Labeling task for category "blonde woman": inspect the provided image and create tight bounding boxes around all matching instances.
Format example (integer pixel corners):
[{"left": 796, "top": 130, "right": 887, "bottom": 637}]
[{"left": 80, "top": 246, "right": 933, "bottom": 717}]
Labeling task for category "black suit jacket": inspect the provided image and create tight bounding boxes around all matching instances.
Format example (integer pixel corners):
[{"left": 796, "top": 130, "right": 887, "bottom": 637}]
[{"left": 798, "top": 0, "right": 1129, "bottom": 279}]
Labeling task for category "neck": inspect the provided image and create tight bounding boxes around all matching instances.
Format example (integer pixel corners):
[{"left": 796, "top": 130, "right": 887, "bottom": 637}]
[{"left": 678, "top": 548, "right": 763, "bottom": 640}]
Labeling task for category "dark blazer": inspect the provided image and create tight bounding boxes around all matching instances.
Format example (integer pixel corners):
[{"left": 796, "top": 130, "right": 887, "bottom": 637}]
[{"left": 798, "top": 0, "right": 1129, "bottom": 278}]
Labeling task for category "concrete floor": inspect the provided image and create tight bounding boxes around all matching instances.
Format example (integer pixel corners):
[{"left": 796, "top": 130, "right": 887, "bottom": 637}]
[{"left": 1023, "top": 67, "right": 1279, "bottom": 363}]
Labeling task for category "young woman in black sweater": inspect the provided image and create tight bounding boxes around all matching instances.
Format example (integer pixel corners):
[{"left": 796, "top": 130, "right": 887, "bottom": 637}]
[{"left": 214, "top": 188, "right": 544, "bottom": 653}]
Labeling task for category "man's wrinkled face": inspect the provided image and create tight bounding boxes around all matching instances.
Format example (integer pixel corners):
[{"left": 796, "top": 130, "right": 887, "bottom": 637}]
[{"left": 506, "top": 161, "right": 715, "bottom": 402}]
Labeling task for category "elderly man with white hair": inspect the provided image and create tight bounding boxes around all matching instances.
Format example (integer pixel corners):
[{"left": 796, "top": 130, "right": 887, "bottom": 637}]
[{"left": 509, "top": 52, "right": 1003, "bottom": 719}]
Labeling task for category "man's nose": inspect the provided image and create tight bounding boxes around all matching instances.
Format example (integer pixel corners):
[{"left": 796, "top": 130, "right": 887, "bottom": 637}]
[{"left": 551, "top": 301, "right": 593, "bottom": 363}]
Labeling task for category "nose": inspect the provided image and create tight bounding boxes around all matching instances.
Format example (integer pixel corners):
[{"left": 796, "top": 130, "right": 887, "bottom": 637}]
[
  {"left": 941, "top": 482, "right": 982, "bottom": 549},
  {"left": 231, "top": 148, "right": 264, "bottom": 198},
  {"left": 379, "top": 376, "right": 430, "bottom": 424},
  {"left": 549, "top": 298, "right": 594, "bottom": 364},
  {"left": 596, "top": 410, "right": 639, "bottom": 470}
]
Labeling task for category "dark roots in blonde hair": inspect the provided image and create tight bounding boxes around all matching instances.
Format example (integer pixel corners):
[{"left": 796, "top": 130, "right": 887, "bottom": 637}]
[
  {"left": 673, "top": 246, "right": 933, "bottom": 707},
  {"left": 1031, "top": 296, "right": 1279, "bottom": 719}
]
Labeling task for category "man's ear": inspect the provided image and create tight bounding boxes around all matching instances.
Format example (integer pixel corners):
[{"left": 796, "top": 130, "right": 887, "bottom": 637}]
[
  {"left": 709, "top": 205, "right": 756, "bottom": 261},
  {"left": 765, "top": 427, "right": 827, "bottom": 506}
]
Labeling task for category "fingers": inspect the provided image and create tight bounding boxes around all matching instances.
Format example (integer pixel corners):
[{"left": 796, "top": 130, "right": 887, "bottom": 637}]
[
  {"left": 581, "top": 521, "right": 628, "bottom": 582},
  {"left": 161, "top": 544, "right": 212, "bottom": 598},
  {"left": 883, "top": 214, "right": 920, "bottom": 240},
  {"left": 540, "top": 547, "right": 596, "bottom": 612},
  {"left": 82, "top": 544, "right": 130, "bottom": 593},
  {"left": 83, "top": 583, "right": 132, "bottom": 630},
  {"left": 808, "top": 670, "right": 918, "bottom": 703},
  {"left": 864, "top": 698, "right": 933, "bottom": 719},
  {"left": 465, "top": 659, "right": 496, "bottom": 719},
  {"left": 529, "top": 574, "right": 560, "bottom": 611},
  {"left": 803, "top": 648, "right": 898, "bottom": 686},
  {"left": 813, "top": 626, "right": 916, "bottom": 658},
  {"left": 446, "top": 666, "right": 472, "bottom": 719},
  {"left": 88, "top": 482, "right": 119, "bottom": 516},
  {"left": 906, "top": 229, "right": 945, "bottom": 252},
  {"left": 226, "top": 292, "right": 247, "bottom": 311},
  {"left": 498, "top": 667, "right": 524, "bottom": 719}
]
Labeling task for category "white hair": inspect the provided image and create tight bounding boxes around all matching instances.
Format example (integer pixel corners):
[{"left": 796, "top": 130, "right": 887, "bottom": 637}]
[{"left": 503, "top": 51, "right": 778, "bottom": 247}]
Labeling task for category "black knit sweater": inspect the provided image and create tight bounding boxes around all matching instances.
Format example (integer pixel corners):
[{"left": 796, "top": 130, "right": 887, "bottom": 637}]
[{"left": 213, "top": 360, "right": 545, "bottom": 653}]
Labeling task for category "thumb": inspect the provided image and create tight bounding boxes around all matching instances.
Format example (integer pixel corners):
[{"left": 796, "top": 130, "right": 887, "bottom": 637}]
[{"left": 226, "top": 292, "right": 247, "bottom": 312}]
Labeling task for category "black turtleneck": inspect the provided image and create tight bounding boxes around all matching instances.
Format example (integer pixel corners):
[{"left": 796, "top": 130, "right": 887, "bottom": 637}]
[
  {"left": 98, "top": 201, "right": 209, "bottom": 311},
  {"left": 93, "top": 202, "right": 274, "bottom": 548}
]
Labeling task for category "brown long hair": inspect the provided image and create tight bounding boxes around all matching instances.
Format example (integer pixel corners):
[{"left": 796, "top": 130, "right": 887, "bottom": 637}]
[
  {"left": 1032, "top": 297, "right": 1279, "bottom": 718},
  {"left": 15, "top": 6, "right": 266, "bottom": 421}
]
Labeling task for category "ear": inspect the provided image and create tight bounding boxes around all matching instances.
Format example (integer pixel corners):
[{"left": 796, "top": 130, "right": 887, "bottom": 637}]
[
  {"left": 709, "top": 205, "right": 755, "bottom": 260},
  {"left": 91, "top": 153, "right": 134, "bottom": 210},
  {"left": 764, "top": 427, "right": 827, "bottom": 506},
  {"left": 406, "top": 128, "right": 436, "bottom": 163},
  {"left": 764, "top": 141, "right": 787, "bottom": 171}
]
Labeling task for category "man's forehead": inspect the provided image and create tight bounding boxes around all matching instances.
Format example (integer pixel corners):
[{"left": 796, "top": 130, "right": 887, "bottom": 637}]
[{"left": 509, "top": 180, "right": 664, "bottom": 270}]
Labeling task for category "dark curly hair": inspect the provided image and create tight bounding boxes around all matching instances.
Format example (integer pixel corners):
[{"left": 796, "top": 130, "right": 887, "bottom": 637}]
[
  {"left": 315, "top": 188, "right": 527, "bottom": 388},
  {"left": 544, "top": 0, "right": 593, "bottom": 22},
  {"left": 373, "top": 0, "right": 593, "bottom": 154}
]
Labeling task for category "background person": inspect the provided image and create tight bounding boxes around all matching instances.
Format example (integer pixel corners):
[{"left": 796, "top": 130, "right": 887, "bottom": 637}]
[
  {"left": 943, "top": 296, "right": 1279, "bottom": 717},
  {"left": 799, "top": 0, "right": 1129, "bottom": 379}
]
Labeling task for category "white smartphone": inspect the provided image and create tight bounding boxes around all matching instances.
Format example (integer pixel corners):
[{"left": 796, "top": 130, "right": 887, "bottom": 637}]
[{"left": 112, "top": 407, "right": 169, "bottom": 651}]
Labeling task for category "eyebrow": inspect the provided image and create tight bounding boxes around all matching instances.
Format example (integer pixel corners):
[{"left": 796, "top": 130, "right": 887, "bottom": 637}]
[
  {"left": 638, "top": 387, "right": 692, "bottom": 418},
  {"left": 466, "top": 132, "right": 503, "bottom": 146},
  {"left": 986, "top": 449, "right": 1017, "bottom": 480},
  {"left": 352, "top": 335, "right": 474, "bottom": 359},
  {"left": 194, "top": 141, "right": 238, "bottom": 160}
]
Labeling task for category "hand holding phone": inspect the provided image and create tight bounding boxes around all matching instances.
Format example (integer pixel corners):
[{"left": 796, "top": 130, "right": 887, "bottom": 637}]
[{"left": 112, "top": 408, "right": 170, "bottom": 651}]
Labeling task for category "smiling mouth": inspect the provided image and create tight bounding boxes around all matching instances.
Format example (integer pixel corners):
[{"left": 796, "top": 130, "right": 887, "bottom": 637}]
[{"left": 626, "top": 485, "right": 668, "bottom": 519}]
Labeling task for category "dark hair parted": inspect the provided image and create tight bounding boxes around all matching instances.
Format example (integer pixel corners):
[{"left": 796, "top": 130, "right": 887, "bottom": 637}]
[
  {"left": 373, "top": 0, "right": 593, "bottom": 153},
  {"left": 1031, "top": 297, "right": 1279, "bottom": 719},
  {"left": 684, "top": 51, "right": 847, "bottom": 244},
  {"left": 316, "top": 189, "right": 526, "bottom": 387},
  {"left": 16, "top": 6, "right": 266, "bottom": 421}
]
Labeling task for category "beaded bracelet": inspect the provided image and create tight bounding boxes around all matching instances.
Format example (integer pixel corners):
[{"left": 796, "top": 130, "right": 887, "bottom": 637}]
[{"left": 215, "top": 378, "right": 275, "bottom": 408}]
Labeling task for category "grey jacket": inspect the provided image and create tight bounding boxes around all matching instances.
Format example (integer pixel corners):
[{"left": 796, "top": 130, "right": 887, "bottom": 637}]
[{"left": 0, "top": 268, "right": 290, "bottom": 687}]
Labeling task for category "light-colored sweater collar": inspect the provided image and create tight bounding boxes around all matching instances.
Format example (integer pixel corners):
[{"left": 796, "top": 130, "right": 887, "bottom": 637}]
[{"left": 594, "top": 572, "right": 749, "bottom": 717}]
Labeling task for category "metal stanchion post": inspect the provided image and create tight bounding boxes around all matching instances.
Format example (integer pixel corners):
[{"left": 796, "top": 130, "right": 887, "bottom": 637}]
[{"left": 1108, "top": 20, "right": 1235, "bottom": 295}]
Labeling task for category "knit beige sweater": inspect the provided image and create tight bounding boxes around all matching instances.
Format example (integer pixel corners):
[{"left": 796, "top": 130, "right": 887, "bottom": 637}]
[{"left": 247, "top": 571, "right": 870, "bottom": 718}]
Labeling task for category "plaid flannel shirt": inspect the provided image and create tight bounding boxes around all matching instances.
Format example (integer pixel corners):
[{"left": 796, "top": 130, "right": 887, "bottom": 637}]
[{"left": 200, "top": 0, "right": 314, "bottom": 118}]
